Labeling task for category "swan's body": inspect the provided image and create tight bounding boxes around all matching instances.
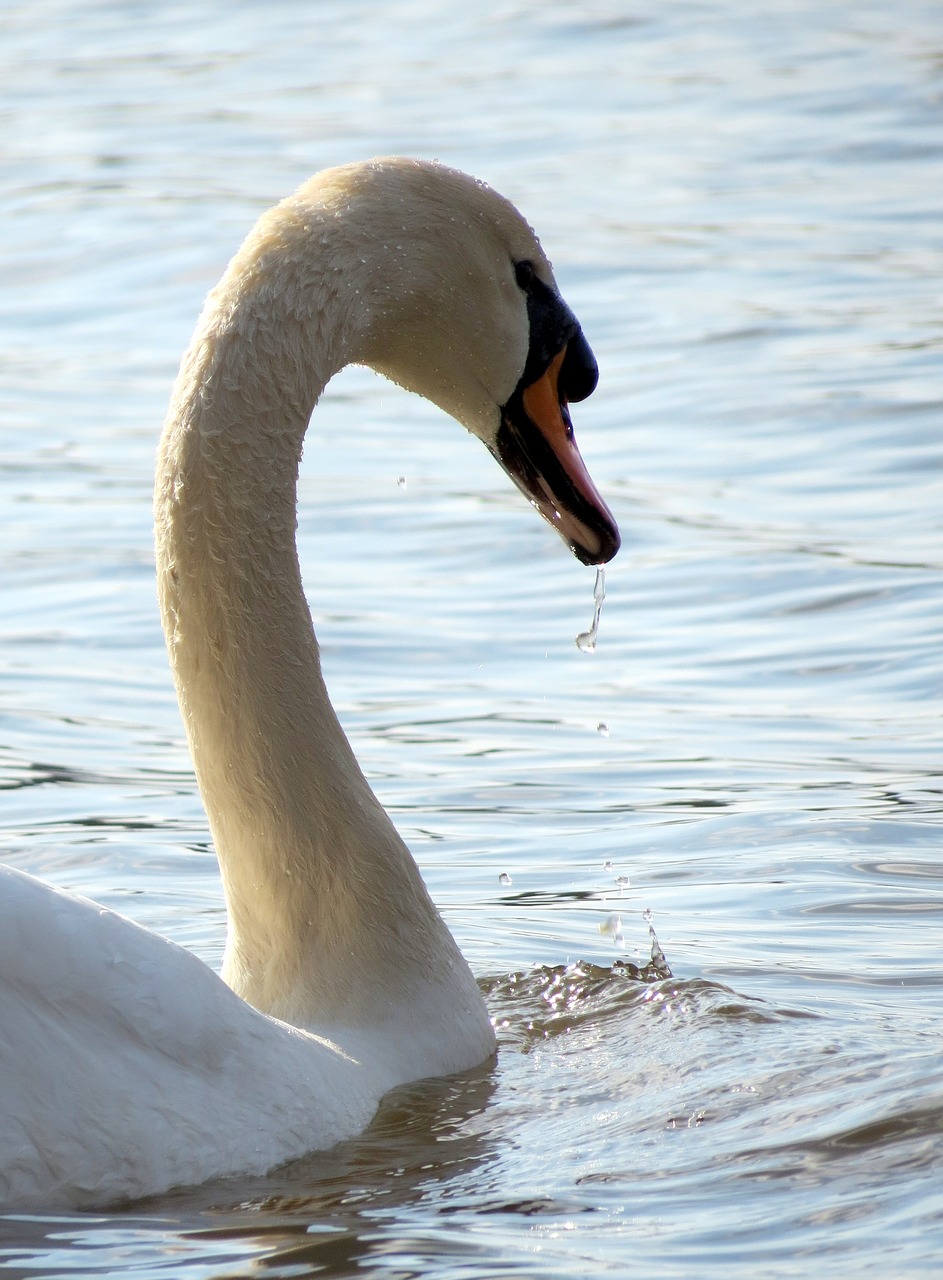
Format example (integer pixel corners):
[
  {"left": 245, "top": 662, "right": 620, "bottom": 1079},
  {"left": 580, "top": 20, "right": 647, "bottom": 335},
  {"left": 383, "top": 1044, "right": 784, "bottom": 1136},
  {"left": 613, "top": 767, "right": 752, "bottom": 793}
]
[
  {"left": 0, "top": 866, "right": 378, "bottom": 1206},
  {"left": 0, "top": 158, "right": 619, "bottom": 1209}
]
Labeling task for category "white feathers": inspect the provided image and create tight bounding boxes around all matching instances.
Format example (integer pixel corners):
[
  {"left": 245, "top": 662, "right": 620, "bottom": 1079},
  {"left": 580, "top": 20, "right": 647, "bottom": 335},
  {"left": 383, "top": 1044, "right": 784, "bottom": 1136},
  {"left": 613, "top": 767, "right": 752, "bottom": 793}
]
[
  {"left": 0, "top": 159, "right": 559, "bottom": 1208},
  {"left": 0, "top": 866, "right": 376, "bottom": 1208}
]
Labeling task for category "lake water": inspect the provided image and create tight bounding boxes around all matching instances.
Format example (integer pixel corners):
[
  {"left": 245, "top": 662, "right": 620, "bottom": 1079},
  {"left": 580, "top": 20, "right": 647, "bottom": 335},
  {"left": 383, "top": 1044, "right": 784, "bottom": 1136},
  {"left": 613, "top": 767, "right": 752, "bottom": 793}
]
[{"left": 1, "top": 0, "right": 942, "bottom": 1274}]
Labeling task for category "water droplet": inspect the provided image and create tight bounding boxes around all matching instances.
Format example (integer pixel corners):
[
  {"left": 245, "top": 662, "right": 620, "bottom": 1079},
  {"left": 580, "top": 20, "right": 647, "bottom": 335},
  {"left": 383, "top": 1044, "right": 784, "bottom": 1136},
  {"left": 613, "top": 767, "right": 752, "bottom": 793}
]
[
  {"left": 498, "top": 871, "right": 512, "bottom": 886},
  {"left": 396, "top": 475, "right": 407, "bottom": 488},
  {"left": 599, "top": 913, "right": 622, "bottom": 940},
  {"left": 575, "top": 566, "right": 606, "bottom": 652},
  {"left": 596, "top": 722, "right": 609, "bottom": 736},
  {"left": 615, "top": 874, "right": 630, "bottom": 889},
  {"left": 603, "top": 859, "right": 614, "bottom": 873}
]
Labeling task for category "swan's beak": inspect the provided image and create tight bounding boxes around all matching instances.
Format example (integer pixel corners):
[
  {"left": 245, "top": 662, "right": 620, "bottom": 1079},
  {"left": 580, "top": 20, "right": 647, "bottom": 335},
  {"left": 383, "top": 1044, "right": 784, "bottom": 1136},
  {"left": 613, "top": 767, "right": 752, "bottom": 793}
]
[{"left": 494, "top": 340, "right": 621, "bottom": 566}]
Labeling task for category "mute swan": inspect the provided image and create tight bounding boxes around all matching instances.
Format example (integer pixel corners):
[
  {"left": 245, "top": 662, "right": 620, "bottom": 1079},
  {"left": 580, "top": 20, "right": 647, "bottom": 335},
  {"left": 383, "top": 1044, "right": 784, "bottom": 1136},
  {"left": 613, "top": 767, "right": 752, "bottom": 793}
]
[{"left": 0, "top": 157, "right": 620, "bottom": 1210}]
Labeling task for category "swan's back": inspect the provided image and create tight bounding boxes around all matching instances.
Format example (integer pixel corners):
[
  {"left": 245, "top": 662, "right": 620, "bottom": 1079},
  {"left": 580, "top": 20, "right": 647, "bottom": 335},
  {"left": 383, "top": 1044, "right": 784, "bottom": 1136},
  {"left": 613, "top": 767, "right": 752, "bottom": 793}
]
[{"left": 0, "top": 867, "right": 377, "bottom": 1208}]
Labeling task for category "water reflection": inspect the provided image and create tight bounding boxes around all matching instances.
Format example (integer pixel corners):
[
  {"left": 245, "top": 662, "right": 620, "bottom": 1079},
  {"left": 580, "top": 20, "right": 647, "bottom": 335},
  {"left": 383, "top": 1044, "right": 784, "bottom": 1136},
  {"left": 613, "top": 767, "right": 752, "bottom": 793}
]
[{"left": 162, "top": 1065, "right": 499, "bottom": 1277}]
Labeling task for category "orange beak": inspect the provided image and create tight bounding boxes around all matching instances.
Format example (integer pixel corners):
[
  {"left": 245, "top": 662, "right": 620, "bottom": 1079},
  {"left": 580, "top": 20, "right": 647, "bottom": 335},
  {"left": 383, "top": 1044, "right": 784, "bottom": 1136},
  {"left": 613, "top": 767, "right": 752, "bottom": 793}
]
[{"left": 494, "top": 343, "right": 620, "bottom": 566}]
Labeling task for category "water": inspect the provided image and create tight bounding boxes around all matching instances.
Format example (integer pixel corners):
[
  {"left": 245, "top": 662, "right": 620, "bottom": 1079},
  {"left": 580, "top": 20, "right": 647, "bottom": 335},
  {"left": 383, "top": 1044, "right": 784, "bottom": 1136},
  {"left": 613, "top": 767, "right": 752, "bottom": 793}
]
[
  {"left": 1, "top": 0, "right": 942, "bottom": 1274},
  {"left": 575, "top": 565, "right": 606, "bottom": 652}
]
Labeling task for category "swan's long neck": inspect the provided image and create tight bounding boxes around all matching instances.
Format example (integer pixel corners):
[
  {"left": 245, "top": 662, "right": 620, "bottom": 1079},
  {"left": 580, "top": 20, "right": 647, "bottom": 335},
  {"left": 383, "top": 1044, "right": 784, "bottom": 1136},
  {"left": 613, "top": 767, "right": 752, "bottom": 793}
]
[{"left": 154, "top": 210, "right": 490, "bottom": 1069}]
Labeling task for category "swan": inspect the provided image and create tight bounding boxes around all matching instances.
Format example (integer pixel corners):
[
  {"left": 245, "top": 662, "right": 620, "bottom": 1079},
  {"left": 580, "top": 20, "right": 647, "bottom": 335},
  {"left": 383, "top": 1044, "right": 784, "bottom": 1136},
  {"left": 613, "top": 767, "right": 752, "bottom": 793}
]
[{"left": 0, "top": 157, "right": 620, "bottom": 1210}]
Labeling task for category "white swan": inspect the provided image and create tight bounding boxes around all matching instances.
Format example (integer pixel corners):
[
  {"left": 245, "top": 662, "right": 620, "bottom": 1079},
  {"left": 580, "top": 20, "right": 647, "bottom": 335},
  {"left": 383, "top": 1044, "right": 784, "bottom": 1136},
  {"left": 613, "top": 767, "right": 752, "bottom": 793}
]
[{"left": 0, "top": 158, "right": 620, "bottom": 1210}]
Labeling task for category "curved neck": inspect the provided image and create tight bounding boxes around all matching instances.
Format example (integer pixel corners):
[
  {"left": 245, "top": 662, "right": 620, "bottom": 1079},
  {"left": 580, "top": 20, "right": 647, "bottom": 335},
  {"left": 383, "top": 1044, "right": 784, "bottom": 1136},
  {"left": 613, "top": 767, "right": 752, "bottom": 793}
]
[{"left": 153, "top": 252, "right": 484, "bottom": 1067}]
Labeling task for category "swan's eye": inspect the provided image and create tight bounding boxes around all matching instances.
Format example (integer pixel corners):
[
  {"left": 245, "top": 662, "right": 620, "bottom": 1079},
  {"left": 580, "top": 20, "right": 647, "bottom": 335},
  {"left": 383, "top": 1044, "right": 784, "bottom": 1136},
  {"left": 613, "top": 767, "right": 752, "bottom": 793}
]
[{"left": 514, "top": 260, "right": 537, "bottom": 292}]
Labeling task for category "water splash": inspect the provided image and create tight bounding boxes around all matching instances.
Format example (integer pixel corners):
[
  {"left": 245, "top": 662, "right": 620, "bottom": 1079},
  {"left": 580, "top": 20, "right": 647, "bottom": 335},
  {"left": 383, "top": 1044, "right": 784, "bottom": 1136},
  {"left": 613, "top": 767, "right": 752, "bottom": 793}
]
[
  {"left": 575, "top": 566, "right": 606, "bottom": 652},
  {"left": 483, "top": 950, "right": 674, "bottom": 1052},
  {"left": 644, "top": 907, "right": 668, "bottom": 973}
]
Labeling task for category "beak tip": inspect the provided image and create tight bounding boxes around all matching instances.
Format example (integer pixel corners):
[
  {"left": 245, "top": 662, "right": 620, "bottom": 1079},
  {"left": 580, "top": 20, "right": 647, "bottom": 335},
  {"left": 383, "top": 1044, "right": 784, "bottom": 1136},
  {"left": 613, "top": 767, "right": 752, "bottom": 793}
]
[{"left": 571, "top": 516, "right": 621, "bottom": 567}]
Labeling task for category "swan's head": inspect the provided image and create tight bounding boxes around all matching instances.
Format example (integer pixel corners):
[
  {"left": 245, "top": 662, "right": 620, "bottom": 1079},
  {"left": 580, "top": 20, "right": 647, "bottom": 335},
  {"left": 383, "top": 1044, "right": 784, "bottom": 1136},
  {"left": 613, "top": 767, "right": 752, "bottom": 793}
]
[{"left": 290, "top": 158, "right": 620, "bottom": 565}]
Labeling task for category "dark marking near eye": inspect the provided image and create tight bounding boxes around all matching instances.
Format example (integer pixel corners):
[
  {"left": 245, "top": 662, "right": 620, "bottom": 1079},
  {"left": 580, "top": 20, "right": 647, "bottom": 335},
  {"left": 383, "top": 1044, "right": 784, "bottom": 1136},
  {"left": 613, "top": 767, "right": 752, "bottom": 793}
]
[
  {"left": 511, "top": 260, "right": 598, "bottom": 401},
  {"left": 514, "top": 260, "right": 537, "bottom": 291}
]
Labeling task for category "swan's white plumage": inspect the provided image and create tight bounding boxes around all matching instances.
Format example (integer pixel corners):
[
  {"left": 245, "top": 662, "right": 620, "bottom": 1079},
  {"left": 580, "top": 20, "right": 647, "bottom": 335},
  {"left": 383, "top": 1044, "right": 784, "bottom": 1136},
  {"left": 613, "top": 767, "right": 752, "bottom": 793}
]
[
  {"left": 0, "top": 157, "right": 613, "bottom": 1210},
  {"left": 0, "top": 865, "right": 375, "bottom": 1208}
]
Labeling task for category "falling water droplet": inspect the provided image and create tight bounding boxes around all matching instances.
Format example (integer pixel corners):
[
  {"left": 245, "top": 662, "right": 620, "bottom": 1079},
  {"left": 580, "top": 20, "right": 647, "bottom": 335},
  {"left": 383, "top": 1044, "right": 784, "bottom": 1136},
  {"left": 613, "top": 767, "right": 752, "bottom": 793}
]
[
  {"left": 603, "top": 859, "right": 614, "bottom": 873},
  {"left": 396, "top": 475, "right": 407, "bottom": 488},
  {"left": 615, "top": 874, "right": 630, "bottom": 890},
  {"left": 498, "top": 871, "right": 512, "bottom": 886},
  {"left": 599, "top": 913, "right": 625, "bottom": 949},
  {"left": 597, "top": 722, "right": 609, "bottom": 737},
  {"left": 575, "top": 566, "right": 606, "bottom": 652}
]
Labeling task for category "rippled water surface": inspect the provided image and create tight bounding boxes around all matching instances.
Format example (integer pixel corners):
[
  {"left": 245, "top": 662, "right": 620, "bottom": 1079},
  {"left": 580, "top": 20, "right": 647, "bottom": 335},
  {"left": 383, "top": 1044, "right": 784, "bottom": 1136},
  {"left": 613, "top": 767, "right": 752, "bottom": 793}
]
[{"left": 2, "top": 1, "right": 942, "bottom": 1275}]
